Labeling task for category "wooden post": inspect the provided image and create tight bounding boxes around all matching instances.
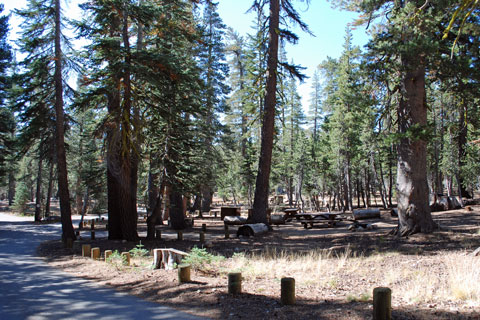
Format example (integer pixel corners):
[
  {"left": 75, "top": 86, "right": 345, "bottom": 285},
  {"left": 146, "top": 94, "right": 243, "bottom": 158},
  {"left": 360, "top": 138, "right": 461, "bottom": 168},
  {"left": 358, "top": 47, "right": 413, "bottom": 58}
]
[
  {"left": 91, "top": 247, "right": 100, "bottom": 260},
  {"left": 91, "top": 230, "right": 95, "bottom": 240},
  {"left": 281, "top": 277, "right": 295, "bottom": 305},
  {"left": 177, "top": 231, "right": 183, "bottom": 241},
  {"left": 91, "top": 220, "right": 95, "bottom": 230},
  {"left": 199, "top": 232, "right": 205, "bottom": 243},
  {"left": 75, "top": 231, "right": 80, "bottom": 237},
  {"left": 82, "top": 244, "right": 91, "bottom": 257},
  {"left": 121, "top": 252, "right": 131, "bottom": 266},
  {"left": 202, "top": 223, "right": 207, "bottom": 232},
  {"left": 224, "top": 225, "right": 230, "bottom": 239},
  {"left": 373, "top": 287, "right": 392, "bottom": 320},
  {"left": 104, "top": 250, "right": 112, "bottom": 262},
  {"left": 228, "top": 272, "right": 242, "bottom": 294},
  {"left": 156, "top": 229, "right": 162, "bottom": 240},
  {"left": 65, "top": 238, "right": 73, "bottom": 249},
  {"left": 105, "top": 223, "right": 108, "bottom": 230},
  {"left": 178, "top": 264, "right": 191, "bottom": 283}
]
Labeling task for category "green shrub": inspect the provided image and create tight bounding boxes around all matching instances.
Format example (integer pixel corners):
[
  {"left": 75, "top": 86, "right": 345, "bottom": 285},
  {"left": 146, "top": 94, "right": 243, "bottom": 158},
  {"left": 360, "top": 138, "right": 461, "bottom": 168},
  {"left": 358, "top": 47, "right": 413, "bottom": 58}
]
[
  {"left": 182, "top": 246, "right": 225, "bottom": 273},
  {"left": 129, "top": 241, "right": 149, "bottom": 258}
]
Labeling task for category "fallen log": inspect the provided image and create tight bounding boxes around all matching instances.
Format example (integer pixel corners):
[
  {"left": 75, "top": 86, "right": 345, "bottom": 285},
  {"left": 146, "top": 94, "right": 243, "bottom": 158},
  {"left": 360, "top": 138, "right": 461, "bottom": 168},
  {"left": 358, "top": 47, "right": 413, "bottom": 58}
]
[
  {"left": 223, "top": 215, "right": 247, "bottom": 225},
  {"left": 270, "top": 214, "right": 286, "bottom": 225},
  {"left": 237, "top": 223, "right": 269, "bottom": 237},
  {"left": 352, "top": 208, "right": 380, "bottom": 220}
]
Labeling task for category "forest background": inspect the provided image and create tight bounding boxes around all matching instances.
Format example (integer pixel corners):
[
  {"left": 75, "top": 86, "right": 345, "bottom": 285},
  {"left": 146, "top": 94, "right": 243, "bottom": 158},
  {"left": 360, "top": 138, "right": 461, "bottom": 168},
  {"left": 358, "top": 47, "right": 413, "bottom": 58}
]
[{"left": 0, "top": 0, "right": 478, "bottom": 241}]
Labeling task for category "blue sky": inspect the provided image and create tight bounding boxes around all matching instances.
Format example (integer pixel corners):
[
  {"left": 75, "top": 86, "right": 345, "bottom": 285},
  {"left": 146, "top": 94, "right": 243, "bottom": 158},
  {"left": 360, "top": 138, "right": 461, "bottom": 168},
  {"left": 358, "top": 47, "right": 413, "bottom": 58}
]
[
  {"left": 2, "top": 0, "right": 370, "bottom": 110},
  {"left": 216, "top": 1, "right": 370, "bottom": 109}
]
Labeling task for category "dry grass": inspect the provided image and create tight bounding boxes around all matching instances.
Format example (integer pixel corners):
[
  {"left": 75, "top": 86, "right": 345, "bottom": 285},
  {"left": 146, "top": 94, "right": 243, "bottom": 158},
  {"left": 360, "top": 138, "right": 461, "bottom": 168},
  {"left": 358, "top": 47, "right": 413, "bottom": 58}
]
[{"left": 219, "top": 248, "right": 480, "bottom": 306}]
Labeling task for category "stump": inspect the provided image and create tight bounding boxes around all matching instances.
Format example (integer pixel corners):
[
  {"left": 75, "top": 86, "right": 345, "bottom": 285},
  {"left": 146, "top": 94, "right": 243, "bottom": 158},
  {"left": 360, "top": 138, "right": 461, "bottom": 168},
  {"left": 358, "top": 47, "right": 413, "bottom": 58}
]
[
  {"left": 202, "top": 223, "right": 207, "bottom": 232},
  {"left": 177, "top": 231, "right": 183, "bottom": 241},
  {"left": 121, "top": 252, "right": 131, "bottom": 266},
  {"left": 104, "top": 250, "right": 113, "bottom": 262},
  {"left": 91, "top": 231, "right": 95, "bottom": 240},
  {"left": 178, "top": 264, "right": 191, "bottom": 283},
  {"left": 281, "top": 277, "right": 295, "bottom": 305},
  {"left": 82, "top": 244, "right": 91, "bottom": 257},
  {"left": 65, "top": 238, "right": 73, "bottom": 249},
  {"left": 228, "top": 272, "right": 242, "bottom": 294},
  {"left": 156, "top": 229, "right": 161, "bottom": 240},
  {"left": 152, "top": 248, "right": 188, "bottom": 270},
  {"left": 224, "top": 225, "right": 230, "bottom": 239},
  {"left": 373, "top": 287, "right": 391, "bottom": 320},
  {"left": 91, "top": 247, "right": 100, "bottom": 260},
  {"left": 199, "top": 231, "right": 205, "bottom": 243}
]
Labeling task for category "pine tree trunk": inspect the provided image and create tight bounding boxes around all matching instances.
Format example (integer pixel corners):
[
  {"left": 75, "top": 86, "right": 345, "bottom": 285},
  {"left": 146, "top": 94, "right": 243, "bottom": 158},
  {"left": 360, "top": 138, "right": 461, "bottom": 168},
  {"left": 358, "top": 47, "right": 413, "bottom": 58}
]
[
  {"left": 251, "top": 0, "right": 279, "bottom": 224},
  {"left": 34, "top": 156, "right": 43, "bottom": 222},
  {"left": 119, "top": 9, "right": 138, "bottom": 242},
  {"left": 54, "top": 0, "right": 75, "bottom": 241},
  {"left": 44, "top": 161, "right": 54, "bottom": 217},
  {"left": 201, "top": 187, "right": 213, "bottom": 213},
  {"left": 169, "top": 189, "right": 186, "bottom": 230},
  {"left": 457, "top": 102, "right": 471, "bottom": 199},
  {"left": 8, "top": 169, "right": 15, "bottom": 206},
  {"left": 395, "top": 54, "right": 436, "bottom": 236}
]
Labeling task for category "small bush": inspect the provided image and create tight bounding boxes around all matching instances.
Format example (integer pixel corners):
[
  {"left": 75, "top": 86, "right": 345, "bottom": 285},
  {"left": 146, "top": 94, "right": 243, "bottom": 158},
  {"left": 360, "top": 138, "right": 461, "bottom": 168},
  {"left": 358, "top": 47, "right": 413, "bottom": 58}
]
[
  {"left": 106, "top": 250, "right": 127, "bottom": 268},
  {"left": 129, "top": 241, "right": 149, "bottom": 258},
  {"left": 182, "top": 246, "right": 225, "bottom": 273}
]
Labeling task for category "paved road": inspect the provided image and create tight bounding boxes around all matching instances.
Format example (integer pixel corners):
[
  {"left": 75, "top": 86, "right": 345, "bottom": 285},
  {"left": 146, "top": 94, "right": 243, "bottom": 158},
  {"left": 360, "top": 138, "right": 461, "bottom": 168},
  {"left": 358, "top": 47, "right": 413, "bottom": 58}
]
[{"left": 0, "top": 213, "right": 204, "bottom": 320}]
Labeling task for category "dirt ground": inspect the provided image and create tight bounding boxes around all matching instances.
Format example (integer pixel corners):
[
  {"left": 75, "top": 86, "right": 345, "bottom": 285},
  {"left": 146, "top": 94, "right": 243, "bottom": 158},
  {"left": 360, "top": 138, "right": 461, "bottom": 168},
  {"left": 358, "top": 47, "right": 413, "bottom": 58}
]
[{"left": 14, "top": 201, "right": 480, "bottom": 320}]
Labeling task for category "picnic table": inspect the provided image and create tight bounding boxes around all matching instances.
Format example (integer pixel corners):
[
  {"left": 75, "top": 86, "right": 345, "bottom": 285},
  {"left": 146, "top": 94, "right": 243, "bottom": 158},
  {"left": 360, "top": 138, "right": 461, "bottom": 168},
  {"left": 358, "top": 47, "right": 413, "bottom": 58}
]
[
  {"left": 283, "top": 208, "right": 299, "bottom": 221},
  {"left": 295, "top": 212, "right": 343, "bottom": 229}
]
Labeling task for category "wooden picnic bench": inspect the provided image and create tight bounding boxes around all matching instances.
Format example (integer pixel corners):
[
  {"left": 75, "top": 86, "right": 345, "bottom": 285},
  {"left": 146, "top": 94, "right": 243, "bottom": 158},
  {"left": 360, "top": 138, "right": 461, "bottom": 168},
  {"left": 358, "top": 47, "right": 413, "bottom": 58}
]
[
  {"left": 283, "top": 208, "right": 299, "bottom": 221},
  {"left": 295, "top": 212, "right": 343, "bottom": 229}
]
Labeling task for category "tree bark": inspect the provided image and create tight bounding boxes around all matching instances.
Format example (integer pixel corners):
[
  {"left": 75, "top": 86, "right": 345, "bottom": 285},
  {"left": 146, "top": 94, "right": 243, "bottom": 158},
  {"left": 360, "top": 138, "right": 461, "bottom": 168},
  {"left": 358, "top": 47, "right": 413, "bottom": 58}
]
[
  {"left": 169, "top": 189, "right": 186, "bottom": 230},
  {"left": 251, "top": 0, "right": 279, "bottom": 224},
  {"left": 34, "top": 156, "right": 43, "bottom": 222},
  {"left": 54, "top": 0, "right": 75, "bottom": 241},
  {"left": 395, "top": 53, "right": 436, "bottom": 236},
  {"left": 44, "top": 161, "right": 54, "bottom": 217}
]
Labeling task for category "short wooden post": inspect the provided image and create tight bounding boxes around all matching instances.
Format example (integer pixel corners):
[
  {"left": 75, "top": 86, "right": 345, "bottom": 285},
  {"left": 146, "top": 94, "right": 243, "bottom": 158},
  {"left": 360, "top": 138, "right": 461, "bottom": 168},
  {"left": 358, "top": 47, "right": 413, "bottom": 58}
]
[
  {"left": 91, "top": 230, "right": 95, "bottom": 240},
  {"left": 105, "top": 223, "right": 108, "bottom": 230},
  {"left": 104, "top": 250, "right": 112, "bottom": 262},
  {"left": 91, "top": 221, "right": 95, "bottom": 230},
  {"left": 373, "top": 287, "right": 392, "bottom": 320},
  {"left": 281, "top": 277, "right": 295, "bottom": 305},
  {"left": 178, "top": 264, "right": 191, "bottom": 283},
  {"left": 199, "top": 231, "right": 205, "bottom": 243},
  {"left": 121, "top": 252, "right": 131, "bottom": 266},
  {"left": 91, "top": 247, "right": 100, "bottom": 260},
  {"left": 224, "top": 225, "right": 230, "bottom": 239},
  {"left": 75, "top": 231, "right": 80, "bottom": 237},
  {"left": 228, "top": 272, "right": 242, "bottom": 294},
  {"left": 82, "top": 244, "right": 91, "bottom": 257},
  {"left": 202, "top": 223, "right": 207, "bottom": 232},
  {"left": 177, "top": 231, "right": 183, "bottom": 241},
  {"left": 65, "top": 238, "right": 73, "bottom": 249},
  {"left": 156, "top": 229, "right": 162, "bottom": 240}
]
